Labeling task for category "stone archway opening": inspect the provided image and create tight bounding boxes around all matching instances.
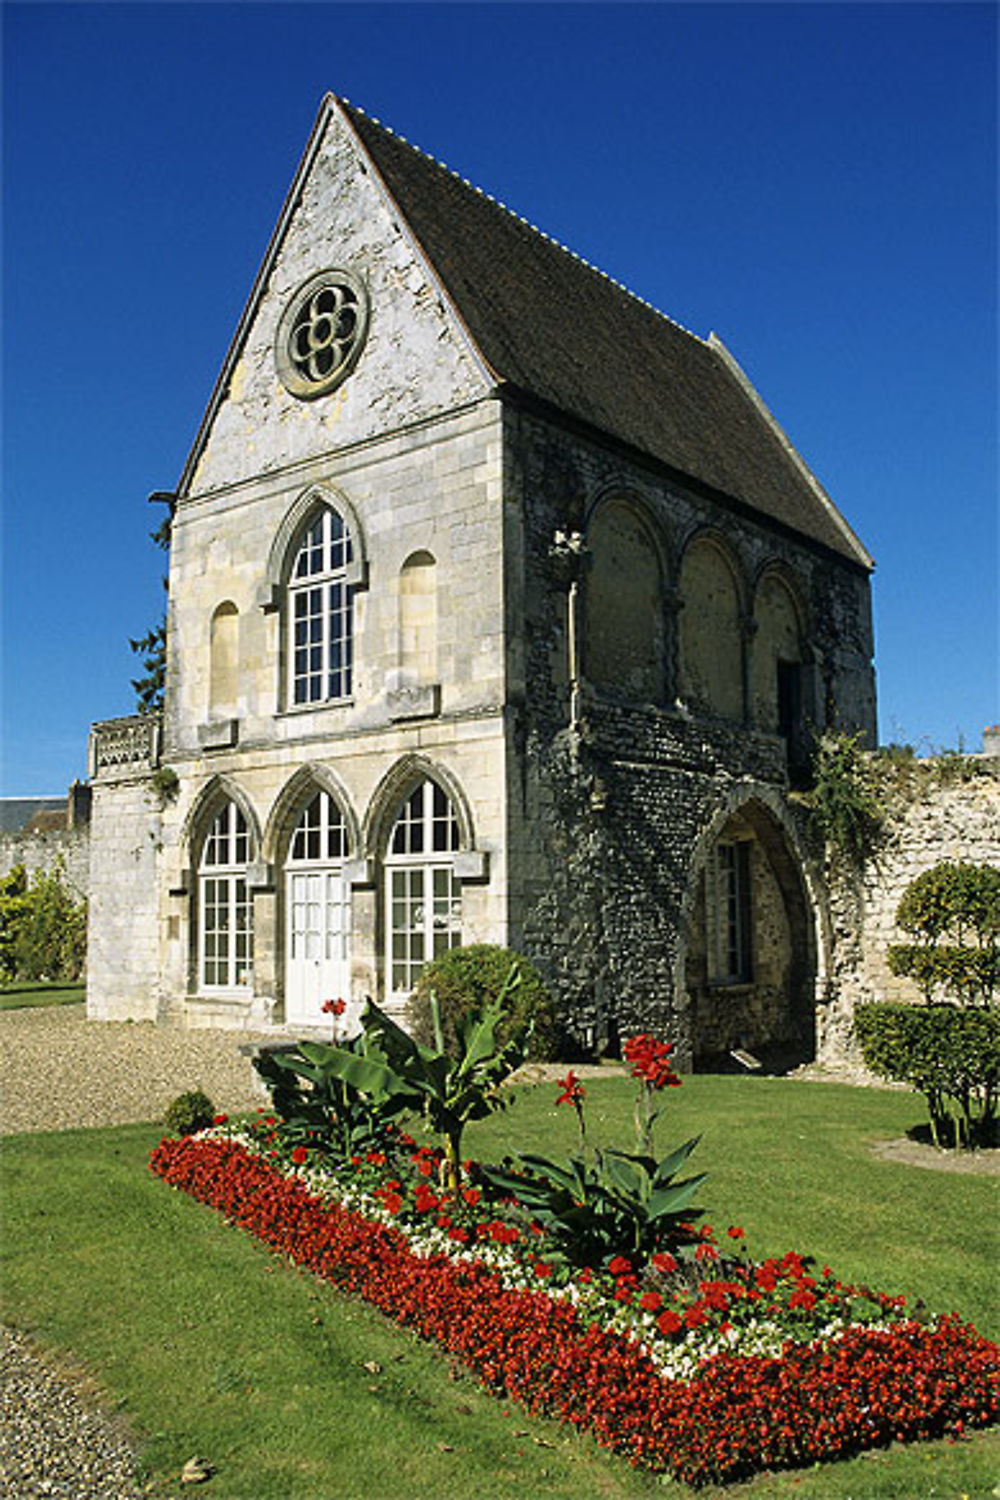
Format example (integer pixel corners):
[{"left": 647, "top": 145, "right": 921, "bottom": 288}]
[{"left": 684, "top": 799, "right": 816, "bottom": 1073}]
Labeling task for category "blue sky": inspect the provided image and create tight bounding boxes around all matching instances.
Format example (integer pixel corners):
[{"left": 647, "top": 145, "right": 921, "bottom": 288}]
[{"left": 2, "top": 1, "right": 997, "bottom": 794}]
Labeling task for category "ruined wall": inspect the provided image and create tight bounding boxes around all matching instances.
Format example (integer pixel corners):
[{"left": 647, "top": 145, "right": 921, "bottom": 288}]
[
  {"left": 503, "top": 404, "right": 869, "bottom": 1062},
  {"left": 0, "top": 829, "right": 90, "bottom": 897},
  {"left": 821, "top": 758, "right": 1000, "bottom": 1062}
]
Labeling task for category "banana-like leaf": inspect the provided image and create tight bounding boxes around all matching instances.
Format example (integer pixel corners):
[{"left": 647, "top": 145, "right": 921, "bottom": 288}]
[
  {"left": 651, "top": 1137, "right": 702, "bottom": 1187},
  {"left": 646, "top": 1173, "right": 708, "bottom": 1222}
]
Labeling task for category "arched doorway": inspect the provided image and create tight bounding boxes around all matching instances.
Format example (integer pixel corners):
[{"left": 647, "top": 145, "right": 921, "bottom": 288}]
[{"left": 681, "top": 796, "right": 817, "bottom": 1072}]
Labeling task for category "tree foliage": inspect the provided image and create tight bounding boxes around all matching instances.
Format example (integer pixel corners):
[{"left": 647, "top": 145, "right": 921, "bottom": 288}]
[
  {"left": 0, "top": 862, "right": 87, "bottom": 983},
  {"left": 129, "top": 506, "right": 172, "bottom": 716},
  {"left": 406, "top": 943, "right": 560, "bottom": 1060}
]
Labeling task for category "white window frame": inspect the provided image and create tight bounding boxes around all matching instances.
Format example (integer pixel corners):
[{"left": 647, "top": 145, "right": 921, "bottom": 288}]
[
  {"left": 288, "top": 507, "right": 354, "bottom": 706},
  {"left": 385, "top": 780, "right": 462, "bottom": 1004},
  {"left": 199, "top": 801, "right": 253, "bottom": 992}
]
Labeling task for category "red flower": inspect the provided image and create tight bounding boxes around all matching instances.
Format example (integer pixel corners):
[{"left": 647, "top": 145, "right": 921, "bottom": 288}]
[
  {"left": 555, "top": 1070, "right": 587, "bottom": 1106},
  {"left": 651, "top": 1252, "right": 678, "bottom": 1275},
  {"left": 322, "top": 997, "right": 347, "bottom": 1016},
  {"left": 462, "top": 1186, "right": 482, "bottom": 1207},
  {"left": 639, "top": 1291, "right": 663, "bottom": 1313},
  {"left": 622, "top": 1034, "right": 681, "bottom": 1090},
  {"left": 657, "top": 1308, "right": 683, "bottom": 1336},
  {"left": 533, "top": 1261, "right": 552, "bottom": 1279},
  {"left": 212, "top": 1113, "right": 228, "bottom": 1125},
  {"left": 608, "top": 1255, "right": 632, "bottom": 1277},
  {"left": 727, "top": 1225, "right": 745, "bottom": 1240},
  {"left": 291, "top": 1146, "right": 309, "bottom": 1165}
]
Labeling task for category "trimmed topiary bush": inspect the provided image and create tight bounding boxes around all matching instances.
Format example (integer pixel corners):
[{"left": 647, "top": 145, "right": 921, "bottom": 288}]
[
  {"left": 406, "top": 944, "right": 560, "bottom": 1061},
  {"left": 164, "top": 1089, "right": 215, "bottom": 1136},
  {"left": 854, "top": 1003, "right": 1000, "bottom": 1148},
  {"left": 887, "top": 861, "right": 1000, "bottom": 1005}
]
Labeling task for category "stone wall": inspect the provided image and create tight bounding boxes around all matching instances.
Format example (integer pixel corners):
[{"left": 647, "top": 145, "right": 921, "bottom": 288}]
[
  {"left": 0, "top": 829, "right": 90, "bottom": 898},
  {"left": 821, "top": 756, "right": 1000, "bottom": 1063}
]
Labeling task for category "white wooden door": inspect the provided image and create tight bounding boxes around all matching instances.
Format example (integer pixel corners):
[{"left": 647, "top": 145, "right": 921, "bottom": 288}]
[{"left": 285, "top": 869, "right": 350, "bottom": 1027}]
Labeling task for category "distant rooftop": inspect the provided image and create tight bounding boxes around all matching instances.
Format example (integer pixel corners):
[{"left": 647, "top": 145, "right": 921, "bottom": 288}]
[{"left": 0, "top": 797, "right": 67, "bottom": 835}]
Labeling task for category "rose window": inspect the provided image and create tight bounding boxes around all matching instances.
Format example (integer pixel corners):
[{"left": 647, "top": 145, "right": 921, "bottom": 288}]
[{"left": 275, "top": 269, "right": 369, "bottom": 399}]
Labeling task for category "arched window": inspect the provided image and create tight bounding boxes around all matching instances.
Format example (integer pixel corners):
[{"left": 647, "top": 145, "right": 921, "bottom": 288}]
[
  {"left": 585, "top": 502, "right": 664, "bottom": 701},
  {"left": 398, "top": 551, "right": 437, "bottom": 686},
  {"left": 199, "top": 801, "right": 252, "bottom": 991},
  {"left": 679, "top": 537, "right": 743, "bottom": 720},
  {"left": 288, "top": 507, "right": 354, "bottom": 705},
  {"left": 285, "top": 789, "right": 351, "bottom": 1027},
  {"left": 209, "top": 601, "right": 239, "bottom": 718},
  {"left": 385, "top": 779, "right": 461, "bottom": 1003}
]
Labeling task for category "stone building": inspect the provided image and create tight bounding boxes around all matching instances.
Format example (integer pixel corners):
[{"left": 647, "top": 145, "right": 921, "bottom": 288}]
[{"left": 87, "top": 95, "right": 876, "bottom": 1067}]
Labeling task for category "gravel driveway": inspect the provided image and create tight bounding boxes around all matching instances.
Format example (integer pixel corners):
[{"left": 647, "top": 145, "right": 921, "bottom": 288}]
[{"left": 0, "top": 1003, "right": 271, "bottom": 1136}]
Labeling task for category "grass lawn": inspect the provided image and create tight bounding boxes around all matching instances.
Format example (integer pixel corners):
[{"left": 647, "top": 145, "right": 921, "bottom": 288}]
[
  {"left": 2, "top": 1075, "right": 997, "bottom": 1499},
  {"left": 0, "top": 980, "right": 85, "bottom": 1010}
]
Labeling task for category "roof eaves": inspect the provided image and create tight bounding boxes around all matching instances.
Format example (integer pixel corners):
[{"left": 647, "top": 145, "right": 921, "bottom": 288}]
[{"left": 707, "top": 334, "right": 875, "bottom": 572}]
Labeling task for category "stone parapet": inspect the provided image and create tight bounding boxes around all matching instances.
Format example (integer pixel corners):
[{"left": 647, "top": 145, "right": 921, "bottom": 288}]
[{"left": 89, "top": 716, "right": 162, "bottom": 782}]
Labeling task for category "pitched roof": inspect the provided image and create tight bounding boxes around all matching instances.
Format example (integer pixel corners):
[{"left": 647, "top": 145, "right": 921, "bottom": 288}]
[{"left": 340, "top": 99, "right": 871, "bottom": 569}]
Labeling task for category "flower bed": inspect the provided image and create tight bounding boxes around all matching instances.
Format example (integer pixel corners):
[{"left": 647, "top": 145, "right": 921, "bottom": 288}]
[{"left": 149, "top": 1126, "right": 999, "bottom": 1488}]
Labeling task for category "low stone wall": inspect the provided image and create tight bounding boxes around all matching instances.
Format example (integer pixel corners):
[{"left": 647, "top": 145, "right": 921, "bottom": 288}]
[{"left": 0, "top": 830, "right": 90, "bottom": 898}]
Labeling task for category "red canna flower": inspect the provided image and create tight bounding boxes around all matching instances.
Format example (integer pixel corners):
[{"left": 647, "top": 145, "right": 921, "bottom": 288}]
[
  {"left": 322, "top": 997, "right": 347, "bottom": 1016},
  {"left": 555, "top": 1070, "right": 586, "bottom": 1106}
]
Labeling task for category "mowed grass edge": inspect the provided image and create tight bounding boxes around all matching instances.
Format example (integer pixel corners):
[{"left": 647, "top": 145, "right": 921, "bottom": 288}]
[{"left": 1, "top": 1075, "right": 997, "bottom": 1499}]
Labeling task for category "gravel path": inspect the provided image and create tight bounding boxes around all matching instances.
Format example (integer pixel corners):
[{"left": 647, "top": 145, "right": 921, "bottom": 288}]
[
  {"left": 1, "top": 1004, "right": 275, "bottom": 1497},
  {"left": 0, "top": 1329, "right": 146, "bottom": 1500},
  {"left": 0, "top": 1004, "right": 271, "bottom": 1136}
]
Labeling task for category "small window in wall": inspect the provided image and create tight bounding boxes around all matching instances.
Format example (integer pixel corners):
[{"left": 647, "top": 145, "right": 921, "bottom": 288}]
[
  {"left": 209, "top": 602, "right": 239, "bottom": 718},
  {"left": 708, "top": 841, "right": 752, "bottom": 984},
  {"left": 385, "top": 779, "right": 461, "bottom": 1001},
  {"left": 289, "top": 507, "right": 354, "bottom": 705},
  {"left": 199, "top": 801, "right": 252, "bottom": 990}
]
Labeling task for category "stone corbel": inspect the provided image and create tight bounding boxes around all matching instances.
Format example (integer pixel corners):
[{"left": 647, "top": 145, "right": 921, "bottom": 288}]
[
  {"left": 345, "top": 858, "right": 374, "bottom": 888},
  {"left": 197, "top": 719, "right": 239, "bottom": 750},
  {"left": 454, "top": 850, "right": 489, "bottom": 883},
  {"left": 247, "top": 861, "right": 275, "bottom": 892},
  {"left": 387, "top": 683, "right": 441, "bottom": 722}
]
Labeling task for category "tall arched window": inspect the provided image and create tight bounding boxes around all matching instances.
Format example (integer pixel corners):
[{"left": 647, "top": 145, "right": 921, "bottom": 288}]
[
  {"left": 585, "top": 501, "right": 664, "bottom": 701},
  {"left": 199, "top": 801, "right": 252, "bottom": 991},
  {"left": 289, "top": 507, "right": 354, "bottom": 705},
  {"left": 385, "top": 779, "right": 461, "bottom": 1003},
  {"left": 285, "top": 789, "right": 351, "bottom": 1027}
]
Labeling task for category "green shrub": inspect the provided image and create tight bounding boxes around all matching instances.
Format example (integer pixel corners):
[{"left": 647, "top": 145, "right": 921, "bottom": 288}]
[
  {"left": 0, "top": 862, "right": 87, "bottom": 983},
  {"left": 854, "top": 1002, "right": 1000, "bottom": 1148},
  {"left": 164, "top": 1090, "right": 215, "bottom": 1136},
  {"left": 406, "top": 945, "right": 560, "bottom": 1060},
  {"left": 887, "top": 862, "right": 1000, "bottom": 1004}
]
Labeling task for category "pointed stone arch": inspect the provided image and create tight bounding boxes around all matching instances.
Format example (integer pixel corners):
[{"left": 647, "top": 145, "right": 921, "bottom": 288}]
[
  {"left": 183, "top": 774, "right": 262, "bottom": 864},
  {"left": 259, "top": 482, "right": 368, "bottom": 611},
  {"left": 674, "top": 783, "right": 823, "bottom": 1070},
  {"left": 264, "top": 762, "right": 361, "bottom": 866},
  {"left": 363, "top": 754, "right": 476, "bottom": 860}
]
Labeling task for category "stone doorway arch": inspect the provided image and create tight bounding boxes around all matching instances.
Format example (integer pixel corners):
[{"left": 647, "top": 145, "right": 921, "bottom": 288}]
[{"left": 677, "top": 789, "right": 819, "bottom": 1072}]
